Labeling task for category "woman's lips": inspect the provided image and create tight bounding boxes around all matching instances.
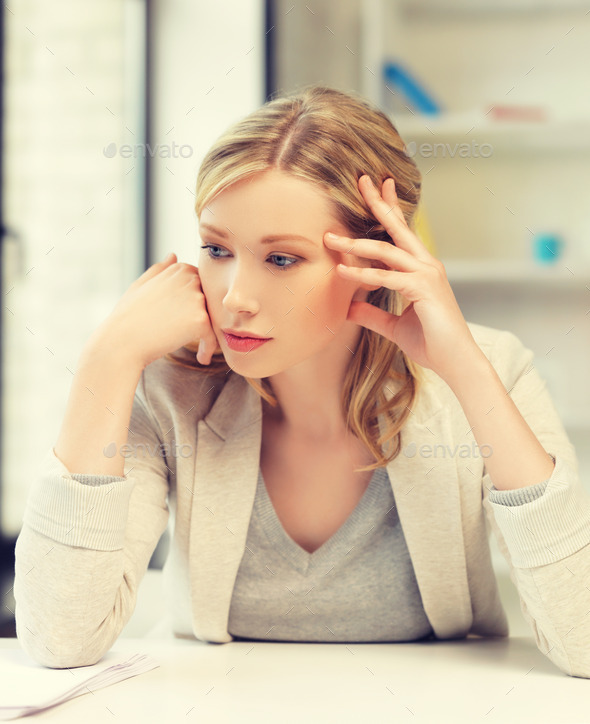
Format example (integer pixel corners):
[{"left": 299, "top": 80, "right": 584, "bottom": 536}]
[{"left": 223, "top": 332, "right": 272, "bottom": 352}]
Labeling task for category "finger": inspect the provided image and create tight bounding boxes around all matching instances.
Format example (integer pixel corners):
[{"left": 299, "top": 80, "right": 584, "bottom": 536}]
[
  {"left": 325, "top": 234, "right": 421, "bottom": 273},
  {"left": 347, "top": 300, "right": 401, "bottom": 340},
  {"left": 381, "top": 178, "right": 407, "bottom": 225},
  {"left": 195, "top": 298, "right": 217, "bottom": 365},
  {"left": 154, "top": 252, "right": 177, "bottom": 268},
  {"left": 134, "top": 252, "right": 178, "bottom": 286},
  {"left": 197, "top": 328, "right": 220, "bottom": 365},
  {"left": 336, "top": 264, "right": 410, "bottom": 293},
  {"left": 197, "top": 337, "right": 209, "bottom": 364},
  {"left": 360, "top": 176, "right": 432, "bottom": 262}
]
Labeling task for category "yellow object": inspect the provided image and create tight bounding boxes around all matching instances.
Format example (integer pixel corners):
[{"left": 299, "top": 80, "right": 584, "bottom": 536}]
[{"left": 413, "top": 203, "right": 437, "bottom": 256}]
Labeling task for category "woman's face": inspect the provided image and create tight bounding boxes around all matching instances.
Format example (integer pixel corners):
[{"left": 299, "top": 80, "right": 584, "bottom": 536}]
[{"left": 197, "top": 168, "right": 376, "bottom": 377}]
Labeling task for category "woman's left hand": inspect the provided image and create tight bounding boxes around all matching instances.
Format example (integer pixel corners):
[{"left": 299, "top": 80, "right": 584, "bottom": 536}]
[{"left": 324, "top": 174, "right": 480, "bottom": 384}]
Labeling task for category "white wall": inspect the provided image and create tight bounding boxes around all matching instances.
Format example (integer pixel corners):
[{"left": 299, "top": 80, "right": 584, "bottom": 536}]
[
  {"left": 150, "top": 0, "right": 265, "bottom": 267},
  {"left": 2, "top": 0, "right": 139, "bottom": 535}
]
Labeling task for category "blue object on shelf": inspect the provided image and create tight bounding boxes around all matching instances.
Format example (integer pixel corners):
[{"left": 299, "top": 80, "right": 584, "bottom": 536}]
[
  {"left": 532, "top": 232, "right": 564, "bottom": 265},
  {"left": 383, "top": 61, "right": 441, "bottom": 115}
]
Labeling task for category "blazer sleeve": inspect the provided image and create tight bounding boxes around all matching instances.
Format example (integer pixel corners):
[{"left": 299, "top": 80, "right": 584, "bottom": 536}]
[
  {"left": 13, "top": 368, "right": 170, "bottom": 669},
  {"left": 481, "top": 329, "right": 590, "bottom": 679}
]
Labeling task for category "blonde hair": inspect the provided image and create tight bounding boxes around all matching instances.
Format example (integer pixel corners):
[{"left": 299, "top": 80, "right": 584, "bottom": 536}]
[{"left": 166, "top": 84, "right": 426, "bottom": 472}]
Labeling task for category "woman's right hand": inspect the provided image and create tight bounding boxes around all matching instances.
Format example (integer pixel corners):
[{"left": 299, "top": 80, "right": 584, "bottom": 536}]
[{"left": 91, "top": 253, "right": 218, "bottom": 369}]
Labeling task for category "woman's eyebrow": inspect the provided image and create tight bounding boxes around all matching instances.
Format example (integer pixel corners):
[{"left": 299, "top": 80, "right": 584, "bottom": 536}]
[{"left": 199, "top": 223, "right": 316, "bottom": 246}]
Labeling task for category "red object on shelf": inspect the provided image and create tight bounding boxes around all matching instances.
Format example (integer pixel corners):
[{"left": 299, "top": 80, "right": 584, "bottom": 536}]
[{"left": 486, "top": 105, "right": 548, "bottom": 122}]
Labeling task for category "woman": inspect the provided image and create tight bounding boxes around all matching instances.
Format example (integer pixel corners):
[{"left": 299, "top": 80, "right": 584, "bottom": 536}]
[{"left": 14, "top": 85, "right": 590, "bottom": 677}]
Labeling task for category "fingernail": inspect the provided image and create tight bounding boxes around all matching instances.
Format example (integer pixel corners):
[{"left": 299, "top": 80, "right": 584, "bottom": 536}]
[{"left": 325, "top": 232, "right": 339, "bottom": 240}]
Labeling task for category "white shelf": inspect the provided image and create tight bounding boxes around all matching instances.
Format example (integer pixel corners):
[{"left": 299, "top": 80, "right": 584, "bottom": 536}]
[
  {"left": 391, "top": 111, "right": 590, "bottom": 152},
  {"left": 443, "top": 259, "right": 590, "bottom": 287}
]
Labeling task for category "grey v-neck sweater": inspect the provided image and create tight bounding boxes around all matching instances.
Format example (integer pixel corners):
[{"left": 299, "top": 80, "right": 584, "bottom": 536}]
[{"left": 227, "top": 465, "right": 435, "bottom": 642}]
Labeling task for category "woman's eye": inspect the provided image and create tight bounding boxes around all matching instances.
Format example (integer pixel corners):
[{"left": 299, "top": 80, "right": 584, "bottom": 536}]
[
  {"left": 199, "top": 244, "right": 228, "bottom": 259},
  {"left": 199, "top": 244, "right": 299, "bottom": 271},
  {"left": 269, "top": 254, "right": 298, "bottom": 270}
]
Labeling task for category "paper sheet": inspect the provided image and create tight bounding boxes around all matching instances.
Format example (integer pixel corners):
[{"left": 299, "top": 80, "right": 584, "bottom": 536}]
[{"left": 0, "top": 649, "right": 159, "bottom": 720}]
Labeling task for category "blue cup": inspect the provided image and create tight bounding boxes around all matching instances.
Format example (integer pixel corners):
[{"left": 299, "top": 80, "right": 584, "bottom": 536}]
[{"left": 532, "top": 233, "right": 563, "bottom": 265}]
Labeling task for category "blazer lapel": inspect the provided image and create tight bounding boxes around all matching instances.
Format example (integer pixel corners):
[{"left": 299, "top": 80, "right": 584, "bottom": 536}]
[
  {"left": 381, "top": 374, "right": 473, "bottom": 638},
  {"left": 189, "top": 372, "right": 262, "bottom": 643}
]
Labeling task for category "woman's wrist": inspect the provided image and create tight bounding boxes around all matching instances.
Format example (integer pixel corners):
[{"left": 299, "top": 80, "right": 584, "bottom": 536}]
[{"left": 81, "top": 322, "right": 148, "bottom": 374}]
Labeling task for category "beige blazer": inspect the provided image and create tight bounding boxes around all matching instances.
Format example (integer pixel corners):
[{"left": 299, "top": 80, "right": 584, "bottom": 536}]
[{"left": 14, "top": 322, "right": 590, "bottom": 677}]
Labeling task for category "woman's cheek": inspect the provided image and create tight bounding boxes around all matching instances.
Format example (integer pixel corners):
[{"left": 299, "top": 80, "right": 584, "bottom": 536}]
[{"left": 310, "top": 276, "right": 354, "bottom": 328}]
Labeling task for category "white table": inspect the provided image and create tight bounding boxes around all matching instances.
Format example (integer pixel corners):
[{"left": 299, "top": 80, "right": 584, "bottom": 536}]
[{"left": 1, "top": 635, "right": 588, "bottom": 723}]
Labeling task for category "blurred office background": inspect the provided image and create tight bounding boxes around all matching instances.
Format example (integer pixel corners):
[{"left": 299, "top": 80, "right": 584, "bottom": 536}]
[{"left": 1, "top": 0, "right": 589, "bottom": 637}]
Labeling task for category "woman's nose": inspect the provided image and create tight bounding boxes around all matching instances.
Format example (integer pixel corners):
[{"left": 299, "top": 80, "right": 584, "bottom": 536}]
[{"left": 222, "top": 266, "right": 261, "bottom": 314}]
